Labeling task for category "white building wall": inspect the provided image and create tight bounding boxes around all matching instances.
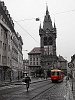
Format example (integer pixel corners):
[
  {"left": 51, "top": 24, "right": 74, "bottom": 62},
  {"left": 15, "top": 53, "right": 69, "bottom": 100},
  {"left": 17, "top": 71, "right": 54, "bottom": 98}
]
[
  {"left": 0, "top": 16, "right": 13, "bottom": 81},
  {"left": 0, "top": 1, "right": 23, "bottom": 82},
  {"left": 11, "top": 33, "right": 18, "bottom": 80},
  {"left": 7, "top": 31, "right": 12, "bottom": 68}
]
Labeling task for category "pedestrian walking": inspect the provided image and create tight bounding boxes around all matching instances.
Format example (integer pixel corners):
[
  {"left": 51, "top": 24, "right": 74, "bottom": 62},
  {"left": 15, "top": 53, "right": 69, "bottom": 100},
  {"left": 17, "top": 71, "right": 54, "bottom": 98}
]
[{"left": 24, "top": 75, "right": 31, "bottom": 92}]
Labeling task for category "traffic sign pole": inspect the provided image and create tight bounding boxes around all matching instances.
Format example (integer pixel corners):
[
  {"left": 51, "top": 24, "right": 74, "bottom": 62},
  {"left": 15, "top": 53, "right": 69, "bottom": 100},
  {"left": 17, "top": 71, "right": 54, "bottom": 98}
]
[{"left": 68, "top": 62, "right": 74, "bottom": 91}]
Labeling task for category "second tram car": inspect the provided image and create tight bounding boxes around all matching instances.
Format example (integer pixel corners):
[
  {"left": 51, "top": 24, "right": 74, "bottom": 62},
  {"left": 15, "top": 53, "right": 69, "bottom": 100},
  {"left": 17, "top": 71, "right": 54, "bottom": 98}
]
[{"left": 51, "top": 69, "right": 64, "bottom": 82}]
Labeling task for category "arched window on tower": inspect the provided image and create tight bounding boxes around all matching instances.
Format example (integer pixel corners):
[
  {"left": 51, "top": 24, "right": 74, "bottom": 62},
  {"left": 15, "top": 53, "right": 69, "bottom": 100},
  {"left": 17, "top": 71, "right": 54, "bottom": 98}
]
[
  {"left": 44, "top": 37, "right": 47, "bottom": 46},
  {"left": 48, "top": 36, "right": 53, "bottom": 45}
]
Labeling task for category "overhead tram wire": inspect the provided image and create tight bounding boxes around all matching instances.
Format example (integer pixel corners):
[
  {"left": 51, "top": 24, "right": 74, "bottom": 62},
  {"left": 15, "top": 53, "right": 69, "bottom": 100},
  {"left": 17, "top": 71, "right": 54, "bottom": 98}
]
[
  {"left": 12, "top": 8, "right": 75, "bottom": 44},
  {"left": 54, "top": 9, "right": 75, "bottom": 15},
  {"left": 15, "top": 9, "right": 75, "bottom": 22},
  {"left": 13, "top": 19, "right": 39, "bottom": 43},
  {"left": 15, "top": 16, "right": 43, "bottom": 22},
  {"left": 15, "top": 17, "right": 36, "bottom": 22}
]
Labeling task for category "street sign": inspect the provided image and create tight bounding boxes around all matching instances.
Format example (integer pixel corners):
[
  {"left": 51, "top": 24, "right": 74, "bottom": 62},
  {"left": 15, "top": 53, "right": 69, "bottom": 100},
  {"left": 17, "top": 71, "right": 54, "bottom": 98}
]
[{"left": 68, "top": 62, "right": 74, "bottom": 69}]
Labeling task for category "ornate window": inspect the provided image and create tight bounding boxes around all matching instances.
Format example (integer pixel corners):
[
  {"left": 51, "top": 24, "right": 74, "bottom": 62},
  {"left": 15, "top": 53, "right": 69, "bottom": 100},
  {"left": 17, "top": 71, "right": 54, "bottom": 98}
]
[
  {"left": 2, "top": 56, "right": 7, "bottom": 64},
  {"left": 44, "top": 37, "right": 47, "bottom": 46},
  {"left": 0, "top": 41, "right": 2, "bottom": 49},
  {"left": 48, "top": 36, "right": 53, "bottom": 45}
]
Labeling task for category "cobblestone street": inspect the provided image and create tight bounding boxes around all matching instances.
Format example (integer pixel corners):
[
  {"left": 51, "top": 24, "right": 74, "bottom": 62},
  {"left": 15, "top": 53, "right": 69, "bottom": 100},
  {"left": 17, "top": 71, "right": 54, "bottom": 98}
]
[
  {"left": 34, "top": 80, "right": 73, "bottom": 100},
  {"left": 0, "top": 78, "right": 74, "bottom": 100}
]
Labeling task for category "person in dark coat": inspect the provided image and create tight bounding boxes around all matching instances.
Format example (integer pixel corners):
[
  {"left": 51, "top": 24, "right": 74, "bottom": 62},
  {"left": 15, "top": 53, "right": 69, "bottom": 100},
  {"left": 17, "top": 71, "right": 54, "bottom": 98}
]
[
  {"left": 25, "top": 75, "right": 31, "bottom": 91},
  {"left": 25, "top": 75, "right": 31, "bottom": 83}
]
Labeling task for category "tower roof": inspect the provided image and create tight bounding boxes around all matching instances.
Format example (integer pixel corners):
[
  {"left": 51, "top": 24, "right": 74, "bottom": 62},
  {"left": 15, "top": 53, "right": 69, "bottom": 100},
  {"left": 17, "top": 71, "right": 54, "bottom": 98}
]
[
  {"left": 43, "top": 6, "right": 53, "bottom": 31},
  {"left": 46, "top": 5, "right": 49, "bottom": 15},
  {"left": 28, "top": 47, "right": 41, "bottom": 54}
]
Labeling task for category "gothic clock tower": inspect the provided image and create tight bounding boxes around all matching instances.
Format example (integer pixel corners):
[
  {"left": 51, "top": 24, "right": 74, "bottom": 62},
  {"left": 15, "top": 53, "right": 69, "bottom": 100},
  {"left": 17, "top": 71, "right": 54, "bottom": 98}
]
[{"left": 39, "top": 6, "right": 57, "bottom": 69}]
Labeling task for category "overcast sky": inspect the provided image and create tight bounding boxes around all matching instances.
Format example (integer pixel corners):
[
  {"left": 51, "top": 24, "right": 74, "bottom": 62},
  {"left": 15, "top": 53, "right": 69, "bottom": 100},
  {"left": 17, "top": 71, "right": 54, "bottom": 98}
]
[{"left": 2, "top": 0, "right": 75, "bottom": 61}]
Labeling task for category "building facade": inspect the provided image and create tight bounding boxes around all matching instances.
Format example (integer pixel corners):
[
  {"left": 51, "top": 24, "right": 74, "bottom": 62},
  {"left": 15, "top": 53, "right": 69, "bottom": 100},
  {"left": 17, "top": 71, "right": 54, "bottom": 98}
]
[
  {"left": 28, "top": 47, "right": 67, "bottom": 76},
  {"left": 11, "top": 32, "right": 23, "bottom": 81},
  {"left": 39, "top": 6, "right": 57, "bottom": 70},
  {"left": 28, "top": 47, "right": 41, "bottom": 76},
  {"left": 0, "top": 1, "right": 23, "bottom": 82},
  {"left": 18, "top": 34, "right": 23, "bottom": 80},
  {"left": 28, "top": 6, "right": 67, "bottom": 76},
  {"left": 23, "top": 59, "right": 29, "bottom": 77},
  {"left": 57, "top": 55, "right": 67, "bottom": 75},
  {"left": 70, "top": 54, "right": 75, "bottom": 78}
]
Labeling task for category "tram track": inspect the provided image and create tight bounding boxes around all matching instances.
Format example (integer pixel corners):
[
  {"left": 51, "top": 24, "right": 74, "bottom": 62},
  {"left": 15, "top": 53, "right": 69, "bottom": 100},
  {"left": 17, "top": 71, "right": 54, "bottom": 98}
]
[
  {"left": 31, "top": 81, "right": 66, "bottom": 100},
  {"left": 30, "top": 79, "right": 51, "bottom": 90},
  {"left": 0, "top": 79, "right": 64, "bottom": 100},
  {"left": 29, "top": 82, "right": 57, "bottom": 100}
]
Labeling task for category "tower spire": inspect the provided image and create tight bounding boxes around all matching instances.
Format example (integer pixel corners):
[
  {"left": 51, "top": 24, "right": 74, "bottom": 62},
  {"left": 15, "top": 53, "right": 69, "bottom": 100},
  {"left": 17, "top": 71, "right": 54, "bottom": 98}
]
[
  {"left": 54, "top": 19, "right": 56, "bottom": 32},
  {"left": 39, "top": 23, "right": 41, "bottom": 29},
  {"left": 54, "top": 21, "right": 56, "bottom": 28},
  {"left": 43, "top": 4, "right": 53, "bottom": 31},
  {"left": 46, "top": 3, "right": 49, "bottom": 15}
]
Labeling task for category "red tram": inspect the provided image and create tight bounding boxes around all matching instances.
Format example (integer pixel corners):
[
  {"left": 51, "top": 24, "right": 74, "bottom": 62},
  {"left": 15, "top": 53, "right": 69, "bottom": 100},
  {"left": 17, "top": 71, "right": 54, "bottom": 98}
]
[{"left": 51, "top": 69, "right": 64, "bottom": 82}]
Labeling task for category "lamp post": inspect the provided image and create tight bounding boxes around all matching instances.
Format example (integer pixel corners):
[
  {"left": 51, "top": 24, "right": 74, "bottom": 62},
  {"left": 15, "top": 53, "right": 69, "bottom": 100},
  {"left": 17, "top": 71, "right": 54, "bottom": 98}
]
[
  {"left": 68, "top": 62, "right": 74, "bottom": 91},
  {"left": 35, "top": 18, "right": 41, "bottom": 28}
]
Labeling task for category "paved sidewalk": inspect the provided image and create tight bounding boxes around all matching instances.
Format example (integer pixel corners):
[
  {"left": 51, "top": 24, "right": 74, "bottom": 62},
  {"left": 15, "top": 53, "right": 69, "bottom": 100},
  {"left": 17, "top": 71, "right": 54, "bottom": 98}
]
[
  {"left": 0, "top": 77, "right": 46, "bottom": 87},
  {"left": 63, "top": 77, "right": 73, "bottom": 100},
  {"left": 66, "top": 80, "right": 74, "bottom": 100},
  {"left": 69, "top": 79, "right": 75, "bottom": 100},
  {"left": 0, "top": 79, "right": 22, "bottom": 87}
]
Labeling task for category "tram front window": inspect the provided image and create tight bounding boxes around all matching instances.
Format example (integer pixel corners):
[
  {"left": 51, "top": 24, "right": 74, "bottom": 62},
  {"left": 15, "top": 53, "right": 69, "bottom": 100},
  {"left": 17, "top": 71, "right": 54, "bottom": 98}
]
[{"left": 51, "top": 72, "right": 59, "bottom": 76}]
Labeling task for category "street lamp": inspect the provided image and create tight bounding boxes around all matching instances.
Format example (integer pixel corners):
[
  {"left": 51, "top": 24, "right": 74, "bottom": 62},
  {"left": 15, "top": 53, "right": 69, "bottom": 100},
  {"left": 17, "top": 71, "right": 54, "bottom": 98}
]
[
  {"left": 36, "top": 18, "right": 41, "bottom": 25},
  {"left": 36, "top": 18, "right": 40, "bottom": 21}
]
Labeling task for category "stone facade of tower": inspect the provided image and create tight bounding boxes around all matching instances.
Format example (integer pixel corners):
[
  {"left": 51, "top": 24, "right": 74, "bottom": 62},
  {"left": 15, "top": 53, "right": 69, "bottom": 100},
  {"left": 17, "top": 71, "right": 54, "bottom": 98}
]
[{"left": 39, "top": 6, "right": 57, "bottom": 69}]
